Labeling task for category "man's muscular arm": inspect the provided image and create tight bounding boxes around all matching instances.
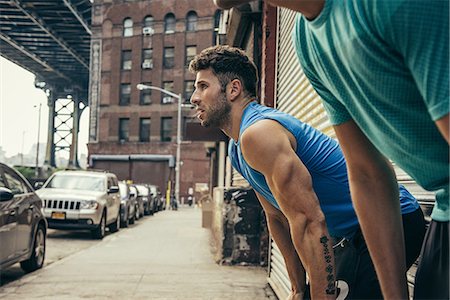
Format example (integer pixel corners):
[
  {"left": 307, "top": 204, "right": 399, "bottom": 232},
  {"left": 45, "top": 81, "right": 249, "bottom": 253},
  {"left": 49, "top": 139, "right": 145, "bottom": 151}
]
[
  {"left": 213, "top": 0, "right": 325, "bottom": 19},
  {"left": 333, "top": 120, "right": 407, "bottom": 299},
  {"left": 255, "top": 191, "right": 307, "bottom": 299},
  {"left": 241, "top": 119, "right": 335, "bottom": 299}
]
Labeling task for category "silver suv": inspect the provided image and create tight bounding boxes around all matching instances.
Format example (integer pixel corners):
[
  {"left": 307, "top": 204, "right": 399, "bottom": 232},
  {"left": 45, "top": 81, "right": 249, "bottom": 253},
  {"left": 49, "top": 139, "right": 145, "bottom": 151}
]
[{"left": 36, "top": 170, "right": 121, "bottom": 239}]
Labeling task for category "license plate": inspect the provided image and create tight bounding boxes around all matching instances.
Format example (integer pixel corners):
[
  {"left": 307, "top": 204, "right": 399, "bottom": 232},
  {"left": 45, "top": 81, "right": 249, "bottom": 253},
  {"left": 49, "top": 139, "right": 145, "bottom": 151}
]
[{"left": 51, "top": 212, "right": 66, "bottom": 220}]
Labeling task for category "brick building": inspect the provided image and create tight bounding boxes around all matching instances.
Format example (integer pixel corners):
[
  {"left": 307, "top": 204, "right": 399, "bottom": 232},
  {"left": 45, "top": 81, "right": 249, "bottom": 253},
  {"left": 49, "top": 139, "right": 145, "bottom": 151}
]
[{"left": 87, "top": 0, "right": 225, "bottom": 201}]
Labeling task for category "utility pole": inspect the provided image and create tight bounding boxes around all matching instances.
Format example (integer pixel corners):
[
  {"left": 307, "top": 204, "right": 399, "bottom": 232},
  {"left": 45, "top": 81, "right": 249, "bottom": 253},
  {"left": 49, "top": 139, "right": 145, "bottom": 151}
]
[{"left": 35, "top": 103, "right": 42, "bottom": 177}]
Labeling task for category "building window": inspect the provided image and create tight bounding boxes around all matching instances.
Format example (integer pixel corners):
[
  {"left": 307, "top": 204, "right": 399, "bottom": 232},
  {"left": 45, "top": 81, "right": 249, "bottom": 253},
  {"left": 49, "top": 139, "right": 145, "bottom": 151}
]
[
  {"left": 163, "top": 47, "right": 175, "bottom": 69},
  {"left": 140, "top": 82, "right": 152, "bottom": 105},
  {"left": 185, "top": 46, "right": 196, "bottom": 67},
  {"left": 143, "top": 15, "right": 154, "bottom": 28},
  {"left": 184, "top": 80, "right": 195, "bottom": 102},
  {"left": 164, "top": 13, "right": 176, "bottom": 33},
  {"left": 186, "top": 11, "right": 198, "bottom": 32},
  {"left": 122, "top": 50, "right": 132, "bottom": 70},
  {"left": 120, "top": 84, "right": 131, "bottom": 106},
  {"left": 161, "top": 81, "right": 174, "bottom": 104},
  {"left": 139, "top": 118, "right": 151, "bottom": 142},
  {"left": 161, "top": 117, "right": 172, "bottom": 142},
  {"left": 143, "top": 16, "right": 154, "bottom": 35},
  {"left": 123, "top": 18, "right": 133, "bottom": 37},
  {"left": 119, "top": 118, "right": 130, "bottom": 142},
  {"left": 142, "top": 49, "right": 153, "bottom": 69}
]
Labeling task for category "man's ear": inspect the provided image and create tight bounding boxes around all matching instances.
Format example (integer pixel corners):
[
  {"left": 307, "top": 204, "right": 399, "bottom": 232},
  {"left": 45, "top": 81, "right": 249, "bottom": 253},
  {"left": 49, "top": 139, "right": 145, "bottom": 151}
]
[{"left": 227, "top": 79, "right": 243, "bottom": 102}]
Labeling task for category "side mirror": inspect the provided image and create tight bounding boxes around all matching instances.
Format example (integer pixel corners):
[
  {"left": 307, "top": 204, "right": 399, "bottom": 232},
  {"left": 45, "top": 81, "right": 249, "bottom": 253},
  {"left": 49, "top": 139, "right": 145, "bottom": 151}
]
[
  {"left": 108, "top": 186, "right": 119, "bottom": 194},
  {"left": 0, "top": 187, "right": 14, "bottom": 201},
  {"left": 34, "top": 182, "right": 44, "bottom": 190}
]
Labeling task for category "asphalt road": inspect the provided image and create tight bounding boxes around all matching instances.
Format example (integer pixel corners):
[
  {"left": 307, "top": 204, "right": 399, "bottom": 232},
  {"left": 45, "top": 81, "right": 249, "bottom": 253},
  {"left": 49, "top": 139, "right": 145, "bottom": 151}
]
[{"left": 0, "top": 225, "right": 120, "bottom": 286}]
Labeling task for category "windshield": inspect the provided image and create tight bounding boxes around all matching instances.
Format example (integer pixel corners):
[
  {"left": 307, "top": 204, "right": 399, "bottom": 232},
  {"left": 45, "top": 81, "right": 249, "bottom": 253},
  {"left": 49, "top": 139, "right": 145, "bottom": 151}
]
[
  {"left": 135, "top": 185, "right": 149, "bottom": 196},
  {"left": 118, "top": 182, "right": 129, "bottom": 198},
  {"left": 46, "top": 174, "right": 105, "bottom": 192}
]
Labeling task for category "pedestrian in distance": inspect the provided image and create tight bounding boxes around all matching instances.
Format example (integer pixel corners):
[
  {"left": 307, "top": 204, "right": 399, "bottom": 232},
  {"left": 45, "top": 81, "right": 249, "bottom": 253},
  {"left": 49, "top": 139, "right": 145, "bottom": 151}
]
[
  {"left": 188, "top": 45, "right": 426, "bottom": 300},
  {"left": 213, "top": 1, "right": 449, "bottom": 299}
]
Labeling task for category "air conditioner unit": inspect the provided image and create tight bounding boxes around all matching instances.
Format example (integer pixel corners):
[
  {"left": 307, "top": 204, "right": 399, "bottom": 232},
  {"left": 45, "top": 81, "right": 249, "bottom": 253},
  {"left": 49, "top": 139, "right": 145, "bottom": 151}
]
[
  {"left": 142, "top": 61, "right": 153, "bottom": 69},
  {"left": 142, "top": 27, "right": 154, "bottom": 36},
  {"left": 162, "top": 96, "right": 174, "bottom": 104}
]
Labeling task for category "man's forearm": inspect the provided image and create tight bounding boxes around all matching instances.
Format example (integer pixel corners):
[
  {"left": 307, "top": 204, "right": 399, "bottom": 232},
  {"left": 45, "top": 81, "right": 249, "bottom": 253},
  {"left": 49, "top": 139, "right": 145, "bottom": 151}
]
[
  {"left": 266, "top": 214, "right": 307, "bottom": 294},
  {"left": 347, "top": 162, "right": 408, "bottom": 299},
  {"left": 286, "top": 215, "right": 336, "bottom": 299}
]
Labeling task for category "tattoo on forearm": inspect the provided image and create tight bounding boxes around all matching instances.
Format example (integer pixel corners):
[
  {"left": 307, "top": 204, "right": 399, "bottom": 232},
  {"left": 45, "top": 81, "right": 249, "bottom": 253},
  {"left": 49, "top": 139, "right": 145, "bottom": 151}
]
[{"left": 320, "top": 236, "right": 336, "bottom": 295}]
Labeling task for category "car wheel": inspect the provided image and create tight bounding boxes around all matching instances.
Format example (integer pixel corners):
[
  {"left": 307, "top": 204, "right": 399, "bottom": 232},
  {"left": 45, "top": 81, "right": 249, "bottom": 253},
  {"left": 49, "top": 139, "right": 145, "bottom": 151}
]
[
  {"left": 92, "top": 211, "right": 106, "bottom": 239},
  {"left": 20, "top": 224, "right": 46, "bottom": 273},
  {"left": 135, "top": 205, "right": 140, "bottom": 220},
  {"left": 109, "top": 212, "right": 120, "bottom": 233},
  {"left": 129, "top": 213, "right": 135, "bottom": 224},
  {"left": 121, "top": 210, "right": 129, "bottom": 228}
]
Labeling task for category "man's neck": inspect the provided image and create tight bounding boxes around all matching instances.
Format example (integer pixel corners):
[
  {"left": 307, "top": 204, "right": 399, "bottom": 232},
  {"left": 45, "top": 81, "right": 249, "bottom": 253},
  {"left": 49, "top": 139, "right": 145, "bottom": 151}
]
[{"left": 221, "top": 98, "right": 254, "bottom": 141}]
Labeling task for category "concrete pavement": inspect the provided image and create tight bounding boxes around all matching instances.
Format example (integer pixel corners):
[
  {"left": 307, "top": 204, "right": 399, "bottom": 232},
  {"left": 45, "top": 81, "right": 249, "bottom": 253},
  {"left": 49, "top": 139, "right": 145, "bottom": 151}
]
[{"left": 0, "top": 207, "right": 277, "bottom": 299}]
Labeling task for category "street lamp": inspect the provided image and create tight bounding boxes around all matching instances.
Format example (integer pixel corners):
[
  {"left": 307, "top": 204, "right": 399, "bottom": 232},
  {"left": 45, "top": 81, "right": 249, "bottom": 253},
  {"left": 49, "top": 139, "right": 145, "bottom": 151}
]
[
  {"left": 136, "top": 84, "right": 193, "bottom": 206},
  {"left": 34, "top": 103, "right": 42, "bottom": 177}
]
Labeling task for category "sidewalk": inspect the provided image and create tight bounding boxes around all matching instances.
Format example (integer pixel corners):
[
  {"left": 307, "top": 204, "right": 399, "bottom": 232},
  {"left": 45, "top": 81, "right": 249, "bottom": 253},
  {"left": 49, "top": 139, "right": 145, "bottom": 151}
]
[{"left": 0, "top": 207, "right": 277, "bottom": 300}]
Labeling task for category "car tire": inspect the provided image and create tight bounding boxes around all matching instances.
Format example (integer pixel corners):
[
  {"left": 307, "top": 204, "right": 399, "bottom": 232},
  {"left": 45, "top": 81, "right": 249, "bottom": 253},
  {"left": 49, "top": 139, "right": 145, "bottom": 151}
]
[
  {"left": 135, "top": 205, "right": 140, "bottom": 220},
  {"left": 92, "top": 211, "right": 106, "bottom": 239},
  {"left": 121, "top": 210, "right": 129, "bottom": 228},
  {"left": 20, "top": 224, "right": 46, "bottom": 273},
  {"left": 129, "top": 213, "right": 135, "bottom": 224},
  {"left": 109, "top": 213, "right": 120, "bottom": 233}
]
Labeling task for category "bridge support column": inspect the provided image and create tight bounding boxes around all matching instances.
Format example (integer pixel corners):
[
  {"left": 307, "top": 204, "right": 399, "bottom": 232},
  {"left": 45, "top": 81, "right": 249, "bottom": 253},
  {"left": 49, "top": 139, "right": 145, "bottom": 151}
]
[
  {"left": 68, "top": 96, "right": 80, "bottom": 168},
  {"left": 44, "top": 90, "right": 56, "bottom": 167}
]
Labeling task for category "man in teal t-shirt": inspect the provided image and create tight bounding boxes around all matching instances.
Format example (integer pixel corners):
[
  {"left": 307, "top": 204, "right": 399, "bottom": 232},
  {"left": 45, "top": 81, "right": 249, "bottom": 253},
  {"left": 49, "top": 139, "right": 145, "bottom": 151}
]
[{"left": 214, "top": 0, "right": 449, "bottom": 299}]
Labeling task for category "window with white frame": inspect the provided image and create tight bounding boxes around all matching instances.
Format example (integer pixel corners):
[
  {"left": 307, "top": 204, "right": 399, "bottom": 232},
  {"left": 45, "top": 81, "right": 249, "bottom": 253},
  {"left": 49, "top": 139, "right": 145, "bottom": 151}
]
[
  {"left": 122, "top": 50, "right": 132, "bottom": 70},
  {"left": 164, "top": 13, "right": 176, "bottom": 33},
  {"left": 123, "top": 18, "right": 133, "bottom": 37},
  {"left": 186, "top": 11, "right": 198, "bottom": 32}
]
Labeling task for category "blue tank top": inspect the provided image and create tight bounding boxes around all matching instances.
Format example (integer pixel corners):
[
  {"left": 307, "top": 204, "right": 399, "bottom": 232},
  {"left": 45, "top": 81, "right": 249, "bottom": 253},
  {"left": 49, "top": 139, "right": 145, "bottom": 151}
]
[{"left": 229, "top": 102, "right": 419, "bottom": 239}]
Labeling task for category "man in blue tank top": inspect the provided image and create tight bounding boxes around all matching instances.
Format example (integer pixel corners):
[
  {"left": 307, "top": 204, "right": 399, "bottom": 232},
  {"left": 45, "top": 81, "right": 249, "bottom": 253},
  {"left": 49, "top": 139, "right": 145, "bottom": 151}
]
[{"left": 189, "top": 45, "right": 425, "bottom": 299}]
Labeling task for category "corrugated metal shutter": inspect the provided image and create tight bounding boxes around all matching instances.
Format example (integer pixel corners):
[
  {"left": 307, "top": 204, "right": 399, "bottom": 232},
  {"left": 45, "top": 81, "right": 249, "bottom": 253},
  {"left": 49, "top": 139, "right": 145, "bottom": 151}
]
[
  {"left": 269, "top": 7, "right": 435, "bottom": 299},
  {"left": 232, "top": 168, "right": 250, "bottom": 187},
  {"left": 275, "top": 9, "right": 335, "bottom": 138}
]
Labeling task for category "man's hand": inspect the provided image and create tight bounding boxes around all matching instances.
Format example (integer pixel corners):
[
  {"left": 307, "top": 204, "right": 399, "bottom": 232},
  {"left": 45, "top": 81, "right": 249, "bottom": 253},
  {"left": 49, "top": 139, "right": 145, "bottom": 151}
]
[
  {"left": 286, "top": 292, "right": 304, "bottom": 300},
  {"left": 213, "top": 0, "right": 253, "bottom": 9}
]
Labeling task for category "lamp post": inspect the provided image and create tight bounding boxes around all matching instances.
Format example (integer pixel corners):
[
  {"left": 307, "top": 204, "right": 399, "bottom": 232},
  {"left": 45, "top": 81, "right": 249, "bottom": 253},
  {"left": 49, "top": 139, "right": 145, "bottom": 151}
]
[
  {"left": 136, "top": 84, "right": 193, "bottom": 206},
  {"left": 34, "top": 103, "right": 42, "bottom": 177}
]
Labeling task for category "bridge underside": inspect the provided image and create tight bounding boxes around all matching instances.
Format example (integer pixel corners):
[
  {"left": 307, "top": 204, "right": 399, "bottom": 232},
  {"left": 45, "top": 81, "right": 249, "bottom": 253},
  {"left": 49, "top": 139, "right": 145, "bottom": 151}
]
[{"left": 0, "top": 0, "right": 92, "bottom": 167}]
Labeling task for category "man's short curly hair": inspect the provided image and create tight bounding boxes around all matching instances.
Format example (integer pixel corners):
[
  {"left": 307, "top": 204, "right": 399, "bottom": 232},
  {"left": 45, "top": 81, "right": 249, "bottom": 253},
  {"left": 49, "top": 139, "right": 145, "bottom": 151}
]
[{"left": 189, "top": 45, "right": 258, "bottom": 97}]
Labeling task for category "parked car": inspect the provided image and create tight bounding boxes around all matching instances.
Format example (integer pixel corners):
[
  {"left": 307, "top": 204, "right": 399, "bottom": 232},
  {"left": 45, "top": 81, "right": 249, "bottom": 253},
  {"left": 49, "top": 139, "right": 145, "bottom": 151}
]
[
  {"left": 0, "top": 162, "right": 47, "bottom": 273},
  {"left": 148, "top": 184, "right": 162, "bottom": 212},
  {"left": 36, "top": 170, "right": 121, "bottom": 239},
  {"left": 135, "top": 184, "right": 154, "bottom": 216},
  {"left": 118, "top": 181, "right": 136, "bottom": 227},
  {"left": 129, "top": 185, "right": 139, "bottom": 222}
]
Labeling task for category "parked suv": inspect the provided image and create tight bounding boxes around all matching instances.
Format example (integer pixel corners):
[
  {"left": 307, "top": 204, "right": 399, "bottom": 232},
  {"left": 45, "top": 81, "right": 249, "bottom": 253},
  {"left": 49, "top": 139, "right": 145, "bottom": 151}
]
[
  {"left": 0, "top": 163, "right": 47, "bottom": 273},
  {"left": 36, "top": 170, "right": 121, "bottom": 239}
]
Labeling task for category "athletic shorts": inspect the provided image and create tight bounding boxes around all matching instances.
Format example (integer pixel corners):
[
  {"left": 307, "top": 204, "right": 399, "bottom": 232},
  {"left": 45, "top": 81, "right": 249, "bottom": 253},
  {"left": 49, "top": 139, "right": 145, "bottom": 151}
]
[
  {"left": 333, "top": 208, "right": 426, "bottom": 299},
  {"left": 413, "top": 219, "right": 449, "bottom": 300}
]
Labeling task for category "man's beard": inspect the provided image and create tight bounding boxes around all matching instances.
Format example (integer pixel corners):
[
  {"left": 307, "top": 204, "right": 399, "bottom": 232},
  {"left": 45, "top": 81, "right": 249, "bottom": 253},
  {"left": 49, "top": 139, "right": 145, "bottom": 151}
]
[{"left": 201, "top": 93, "right": 231, "bottom": 128}]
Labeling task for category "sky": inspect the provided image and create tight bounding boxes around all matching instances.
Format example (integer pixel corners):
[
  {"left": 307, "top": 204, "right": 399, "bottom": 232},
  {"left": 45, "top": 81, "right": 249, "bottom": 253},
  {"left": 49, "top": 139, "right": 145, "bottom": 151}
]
[{"left": 0, "top": 57, "right": 89, "bottom": 160}]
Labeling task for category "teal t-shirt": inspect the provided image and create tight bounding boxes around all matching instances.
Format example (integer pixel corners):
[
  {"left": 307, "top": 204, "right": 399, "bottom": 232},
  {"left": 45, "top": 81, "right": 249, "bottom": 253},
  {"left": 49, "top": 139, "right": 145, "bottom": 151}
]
[{"left": 293, "top": 0, "right": 449, "bottom": 221}]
